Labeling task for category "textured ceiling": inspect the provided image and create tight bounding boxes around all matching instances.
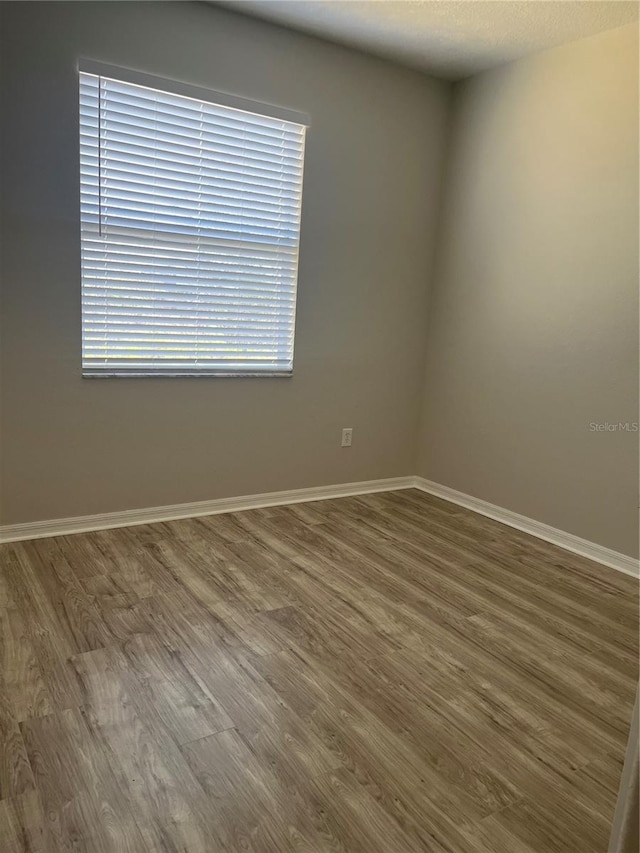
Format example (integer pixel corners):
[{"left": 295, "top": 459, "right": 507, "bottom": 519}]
[{"left": 216, "top": 1, "right": 639, "bottom": 79}]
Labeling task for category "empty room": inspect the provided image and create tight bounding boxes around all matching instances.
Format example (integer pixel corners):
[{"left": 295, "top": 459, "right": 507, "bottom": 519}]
[{"left": 0, "top": 1, "right": 638, "bottom": 851}]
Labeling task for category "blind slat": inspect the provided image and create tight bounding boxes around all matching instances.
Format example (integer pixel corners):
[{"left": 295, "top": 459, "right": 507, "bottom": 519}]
[
  {"left": 81, "top": 76, "right": 302, "bottom": 131},
  {"left": 81, "top": 232, "right": 299, "bottom": 258},
  {"left": 79, "top": 102, "right": 303, "bottom": 147},
  {"left": 80, "top": 69, "right": 305, "bottom": 376},
  {"left": 83, "top": 123, "right": 304, "bottom": 166},
  {"left": 80, "top": 158, "right": 303, "bottom": 200},
  {"left": 80, "top": 183, "right": 300, "bottom": 219},
  {"left": 80, "top": 134, "right": 304, "bottom": 183}
]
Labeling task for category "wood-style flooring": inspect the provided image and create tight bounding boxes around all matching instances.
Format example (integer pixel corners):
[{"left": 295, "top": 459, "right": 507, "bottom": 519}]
[{"left": 0, "top": 488, "right": 637, "bottom": 852}]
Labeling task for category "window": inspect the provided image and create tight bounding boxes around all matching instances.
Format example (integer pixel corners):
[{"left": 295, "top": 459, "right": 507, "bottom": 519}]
[{"left": 79, "top": 62, "right": 308, "bottom": 376}]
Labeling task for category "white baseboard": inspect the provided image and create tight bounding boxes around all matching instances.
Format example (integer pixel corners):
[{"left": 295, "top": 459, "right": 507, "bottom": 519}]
[
  {"left": 413, "top": 477, "right": 639, "bottom": 579},
  {"left": 2, "top": 474, "right": 636, "bottom": 579},
  {"left": 0, "top": 476, "right": 414, "bottom": 544}
]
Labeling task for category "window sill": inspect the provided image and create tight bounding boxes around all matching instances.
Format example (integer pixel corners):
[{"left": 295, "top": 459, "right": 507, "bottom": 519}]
[{"left": 82, "top": 371, "right": 294, "bottom": 378}]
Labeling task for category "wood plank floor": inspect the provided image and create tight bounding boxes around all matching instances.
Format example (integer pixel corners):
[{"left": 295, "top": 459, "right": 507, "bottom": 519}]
[{"left": 0, "top": 488, "right": 637, "bottom": 852}]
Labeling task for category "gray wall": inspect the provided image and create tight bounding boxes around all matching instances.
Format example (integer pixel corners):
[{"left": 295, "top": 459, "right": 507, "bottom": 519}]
[
  {"left": 0, "top": 1, "right": 449, "bottom": 524},
  {"left": 2, "top": 3, "right": 637, "bottom": 560},
  {"left": 417, "top": 23, "right": 639, "bottom": 558}
]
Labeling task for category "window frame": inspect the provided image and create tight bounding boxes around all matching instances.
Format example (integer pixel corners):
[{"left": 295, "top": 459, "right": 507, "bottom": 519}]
[{"left": 78, "top": 60, "right": 310, "bottom": 379}]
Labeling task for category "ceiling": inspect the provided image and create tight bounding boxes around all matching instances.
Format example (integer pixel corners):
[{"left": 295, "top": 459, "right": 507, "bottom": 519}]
[{"left": 216, "top": 1, "right": 639, "bottom": 79}]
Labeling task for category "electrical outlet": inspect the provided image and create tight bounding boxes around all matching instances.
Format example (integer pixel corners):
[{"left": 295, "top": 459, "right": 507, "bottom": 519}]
[{"left": 341, "top": 428, "right": 353, "bottom": 447}]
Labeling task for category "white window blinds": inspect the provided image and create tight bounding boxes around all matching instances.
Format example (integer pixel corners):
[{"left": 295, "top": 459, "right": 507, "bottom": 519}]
[{"left": 79, "top": 63, "right": 307, "bottom": 376}]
